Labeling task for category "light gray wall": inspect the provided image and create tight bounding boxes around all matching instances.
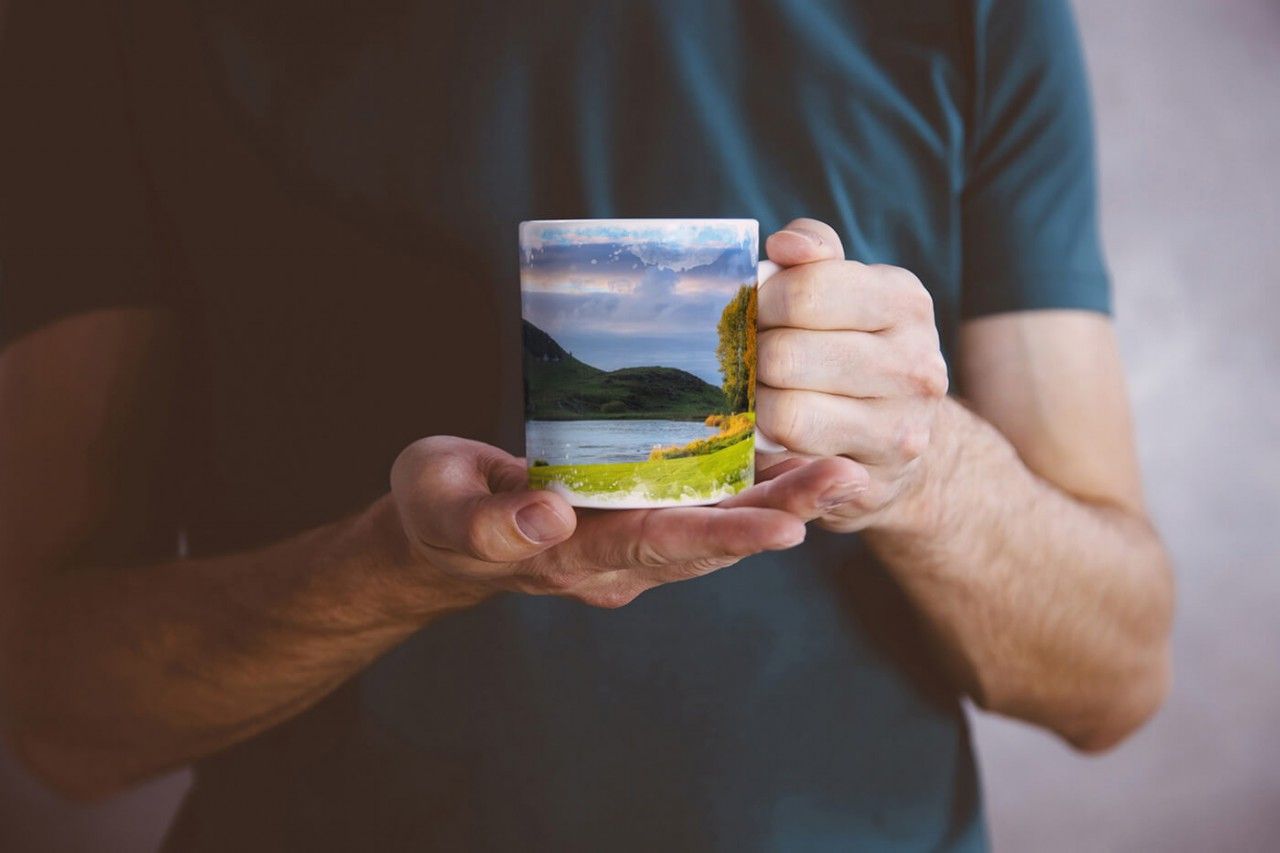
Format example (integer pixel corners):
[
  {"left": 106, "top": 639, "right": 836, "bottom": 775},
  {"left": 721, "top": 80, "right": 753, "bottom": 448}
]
[
  {"left": 972, "top": 0, "right": 1280, "bottom": 850},
  {"left": 2, "top": 0, "right": 1277, "bottom": 850}
]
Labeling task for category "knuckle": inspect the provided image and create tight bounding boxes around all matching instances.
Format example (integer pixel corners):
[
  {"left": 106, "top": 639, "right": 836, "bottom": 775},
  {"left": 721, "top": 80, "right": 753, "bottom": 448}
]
[
  {"left": 894, "top": 423, "right": 931, "bottom": 462},
  {"left": 847, "top": 480, "right": 888, "bottom": 514},
  {"left": 463, "top": 510, "right": 505, "bottom": 561},
  {"left": 903, "top": 293, "right": 930, "bottom": 322},
  {"left": 898, "top": 267, "right": 926, "bottom": 291},
  {"left": 390, "top": 441, "right": 430, "bottom": 492},
  {"left": 411, "top": 434, "right": 452, "bottom": 454},
  {"left": 683, "top": 556, "right": 738, "bottom": 578},
  {"left": 932, "top": 361, "right": 950, "bottom": 397},
  {"left": 395, "top": 435, "right": 461, "bottom": 474},
  {"left": 907, "top": 357, "right": 949, "bottom": 397},
  {"left": 826, "top": 485, "right": 875, "bottom": 519},
  {"left": 890, "top": 271, "right": 933, "bottom": 320},
  {"left": 871, "top": 263, "right": 910, "bottom": 284},
  {"left": 390, "top": 442, "right": 421, "bottom": 478},
  {"left": 913, "top": 289, "right": 936, "bottom": 321},
  {"left": 626, "top": 538, "right": 668, "bottom": 569},
  {"left": 397, "top": 436, "right": 439, "bottom": 463},
  {"left": 817, "top": 513, "right": 861, "bottom": 534},
  {"left": 401, "top": 527, "right": 442, "bottom": 563},
  {"left": 911, "top": 361, "right": 952, "bottom": 394},
  {"left": 540, "top": 570, "right": 576, "bottom": 594}
]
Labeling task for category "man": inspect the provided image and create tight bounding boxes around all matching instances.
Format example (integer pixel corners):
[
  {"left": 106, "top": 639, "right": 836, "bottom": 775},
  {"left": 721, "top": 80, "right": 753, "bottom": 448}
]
[{"left": 0, "top": 0, "right": 1172, "bottom": 849}]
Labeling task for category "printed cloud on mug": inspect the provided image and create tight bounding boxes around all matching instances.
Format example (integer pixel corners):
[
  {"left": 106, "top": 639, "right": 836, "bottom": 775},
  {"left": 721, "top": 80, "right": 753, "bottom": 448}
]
[{"left": 520, "top": 219, "right": 761, "bottom": 508}]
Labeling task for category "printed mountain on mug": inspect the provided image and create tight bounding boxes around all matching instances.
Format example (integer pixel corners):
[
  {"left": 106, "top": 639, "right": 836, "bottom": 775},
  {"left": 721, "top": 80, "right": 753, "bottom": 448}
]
[{"left": 523, "top": 321, "right": 724, "bottom": 420}]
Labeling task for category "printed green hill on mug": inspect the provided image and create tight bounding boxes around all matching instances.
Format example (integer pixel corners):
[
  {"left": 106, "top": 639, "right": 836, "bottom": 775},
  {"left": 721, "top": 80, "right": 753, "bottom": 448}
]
[{"left": 522, "top": 321, "right": 724, "bottom": 421}]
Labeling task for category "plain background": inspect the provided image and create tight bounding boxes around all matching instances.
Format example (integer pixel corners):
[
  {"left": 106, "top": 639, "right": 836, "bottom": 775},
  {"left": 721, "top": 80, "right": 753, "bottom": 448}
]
[{"left": 2, "top": 0, "right": 1277, "bottom": 850}]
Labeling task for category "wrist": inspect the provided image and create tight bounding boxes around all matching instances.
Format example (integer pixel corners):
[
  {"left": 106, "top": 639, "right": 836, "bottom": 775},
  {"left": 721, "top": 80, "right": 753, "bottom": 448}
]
[
  {"left": 358, "top": 495, "right": 496, "bottom": 621},
  {"left": 871, "top": 397, "right": 967, "bottom": 538}
]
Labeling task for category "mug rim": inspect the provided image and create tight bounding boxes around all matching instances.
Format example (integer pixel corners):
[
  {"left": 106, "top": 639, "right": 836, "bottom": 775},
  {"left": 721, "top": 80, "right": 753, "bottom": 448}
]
[{"left": 520, "top": 217, "right": 758, "bottom": 227}]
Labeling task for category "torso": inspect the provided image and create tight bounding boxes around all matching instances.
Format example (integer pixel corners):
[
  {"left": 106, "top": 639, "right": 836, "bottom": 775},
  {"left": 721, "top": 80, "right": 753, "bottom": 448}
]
[{"left": 123, "top": 1, "right": 986, "bottom": 848}]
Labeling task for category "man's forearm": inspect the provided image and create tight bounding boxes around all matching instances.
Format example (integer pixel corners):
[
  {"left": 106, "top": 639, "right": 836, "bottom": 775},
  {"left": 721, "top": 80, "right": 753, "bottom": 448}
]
[
  {"left": 865, "top": 398, "right": 1174, "bottom": 751},
  {"left": 1, "top": 495, "right": 483, "bottom": 798}
]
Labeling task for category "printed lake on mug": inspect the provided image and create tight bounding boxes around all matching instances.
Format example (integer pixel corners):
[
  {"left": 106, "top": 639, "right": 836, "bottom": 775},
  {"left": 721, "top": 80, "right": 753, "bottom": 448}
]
[{"left": 520, "top": 219, "right": 761, "bottom": 509}]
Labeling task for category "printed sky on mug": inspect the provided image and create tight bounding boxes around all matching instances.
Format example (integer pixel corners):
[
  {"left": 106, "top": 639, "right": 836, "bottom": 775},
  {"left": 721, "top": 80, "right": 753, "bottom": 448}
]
[{"left": 520, "top": 220, "right": 757, "bottom": 384}]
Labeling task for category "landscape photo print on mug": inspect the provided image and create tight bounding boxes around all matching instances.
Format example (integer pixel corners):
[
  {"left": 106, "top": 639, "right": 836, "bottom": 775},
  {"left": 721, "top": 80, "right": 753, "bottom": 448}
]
[{"left": 521, "top": 219, "right": 759, "bottom": 508}]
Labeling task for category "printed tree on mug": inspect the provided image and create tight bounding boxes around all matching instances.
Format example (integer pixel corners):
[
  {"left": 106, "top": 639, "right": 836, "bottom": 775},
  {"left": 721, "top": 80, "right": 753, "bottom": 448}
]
[{"left": 715, "top": 284, "right": 758, "bottom": 413}]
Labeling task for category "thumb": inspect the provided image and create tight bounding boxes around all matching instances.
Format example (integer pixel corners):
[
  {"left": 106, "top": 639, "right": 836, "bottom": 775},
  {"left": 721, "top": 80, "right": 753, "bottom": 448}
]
[
  {"left": 391, "top": 437, "right": 577, "bottom": 564},
  {"left": 765, "top": 217, "right": 846, "bottom": 267},
  {"left": 453, "top": 490, "right": 578, "bottom": 564}
]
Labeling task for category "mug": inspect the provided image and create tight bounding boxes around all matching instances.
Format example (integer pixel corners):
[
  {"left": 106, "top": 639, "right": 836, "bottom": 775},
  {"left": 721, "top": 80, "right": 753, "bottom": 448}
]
[{"left": 520, "top": 218, "right": 779, "bottom": 509}]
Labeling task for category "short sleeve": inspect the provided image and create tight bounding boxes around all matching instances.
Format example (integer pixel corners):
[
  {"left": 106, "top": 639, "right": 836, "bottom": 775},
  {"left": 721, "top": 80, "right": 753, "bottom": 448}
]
[
  {"left": 0, "top": 0, "right": 166, "bottom": 349},
  {"left": 960, "top": 0, "right": 1111, "bottom": 318}
]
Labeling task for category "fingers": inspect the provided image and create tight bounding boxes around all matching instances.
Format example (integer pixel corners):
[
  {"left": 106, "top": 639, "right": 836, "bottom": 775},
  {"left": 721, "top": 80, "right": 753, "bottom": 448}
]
[
  {"left": 720, "top": 454, "right": 868, "bottom": 518},
  {"left": 510, "top": 503, "right": 808, "bottom": 608},
  {"left": 615, "top": 506, "right": 810, "bottom": 593},
  {"left": 755, "top": 387, "right": 935, "bottom": 464},
  {"left": 565, "top": 505, "right": 806, "bottom": 573},
  {"left": 765, "top": 218, "right": 846, "bottom": 266},
  {"left": 754, "top": 456, "right": 812, "bottom": 483},
  {"left": 544, "top": 457, "right": 878, "bottom": 608},
  {"left": 391, "top": 436, "right": 576, "bottom": 564},
  {"left": 757, "top": 261, "right": 931, "bottom": 332},
  {"left": 758, "top": 327, "right": 948, "bottom": 399},
  {"left": 758, "top": 328, "right": 888, "bottom": 398}
]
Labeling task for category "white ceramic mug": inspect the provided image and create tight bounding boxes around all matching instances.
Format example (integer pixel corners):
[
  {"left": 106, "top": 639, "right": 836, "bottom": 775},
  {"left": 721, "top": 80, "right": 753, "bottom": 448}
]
[{"left": 520, "top": 218, "right": 781, "bottom": 508}]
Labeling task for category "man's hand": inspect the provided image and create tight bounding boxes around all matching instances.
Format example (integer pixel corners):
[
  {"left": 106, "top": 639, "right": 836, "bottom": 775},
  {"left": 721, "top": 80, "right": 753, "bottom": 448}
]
[
  {"left": 751, "top": 219, "right": 1171, "bottom": 751},
  {"left": 756, "top": 218, "right": 949, "bottom": 532},
  {"left": 390, "top": 435, "right": 867, "bottom": 610}
]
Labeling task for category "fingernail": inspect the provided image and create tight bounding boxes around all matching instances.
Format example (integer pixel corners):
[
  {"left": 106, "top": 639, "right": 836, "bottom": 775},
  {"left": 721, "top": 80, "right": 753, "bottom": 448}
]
[
  {"left": 777, "top": 227, "right": 823, "bottom": 247},
  {"left": 516, "top": 503, "right": 565, "bottom": 543}
]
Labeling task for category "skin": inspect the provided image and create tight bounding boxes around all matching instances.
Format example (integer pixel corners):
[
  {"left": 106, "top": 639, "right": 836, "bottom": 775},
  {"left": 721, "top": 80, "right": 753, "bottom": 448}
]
[
  {"left": 755, "top": 219, "right": 1173, "bottom": 751},
  {"left": 0, "top": 309, "right": 864, "bottom": 798},
  {"left": 0, "top": 218, "right": 1172, "bottom": 799}
]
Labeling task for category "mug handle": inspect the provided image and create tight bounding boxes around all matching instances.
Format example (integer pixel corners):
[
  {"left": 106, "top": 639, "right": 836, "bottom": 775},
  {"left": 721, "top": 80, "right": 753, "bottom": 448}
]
[{"left": 753, "top": 259, "right": 790, "bottom": 454}]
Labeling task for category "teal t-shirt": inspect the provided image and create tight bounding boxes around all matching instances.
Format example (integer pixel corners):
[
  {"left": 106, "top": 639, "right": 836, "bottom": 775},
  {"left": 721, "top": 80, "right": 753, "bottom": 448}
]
[{"left": 0, "top": 0, "right": 1109, "bottom": 850}]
